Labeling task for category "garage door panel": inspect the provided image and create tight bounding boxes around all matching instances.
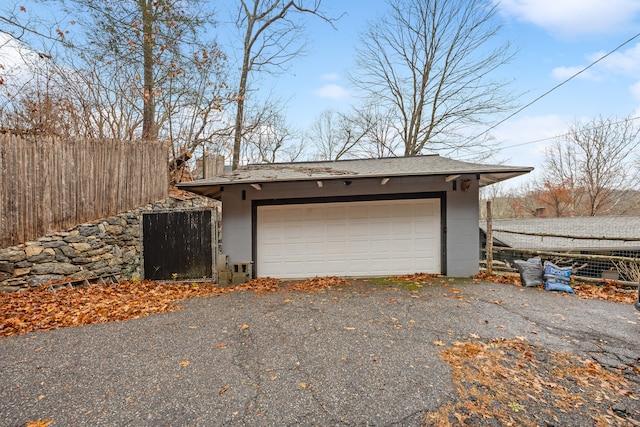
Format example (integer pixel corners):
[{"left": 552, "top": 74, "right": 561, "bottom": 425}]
[
  {"left": 257, "top": 199, "right": 440, "bottom": 278},
  {"left": 327, "top": 205, "right": 347, "bottom": 218}
]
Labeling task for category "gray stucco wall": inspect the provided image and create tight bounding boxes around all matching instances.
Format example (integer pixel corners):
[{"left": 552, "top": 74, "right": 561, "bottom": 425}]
[
  {"left": 445, "top": 180, "right": 480, "bottom": 277},
  {"left": 220, "top": 174, "right": 480, "bottom": 278}
]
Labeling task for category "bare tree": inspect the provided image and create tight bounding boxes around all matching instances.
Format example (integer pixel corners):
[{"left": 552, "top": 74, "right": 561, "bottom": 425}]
[
  {"left": 540, "top": 140, "right": 582, "bottom": 216},
  {"left": 1, "top": 0, "right": 236, "bottom": 183},
  {"left": 242, "top": 103, "right": 301, "bottom": 163},
  {"left": 353, "top": 102, "right": 401, "bottom": 158},
  {"left": 310, "top": 109, "right": 372, "bottom": 160},
  {"left": 54, "top": 0, "right": 227, "bottom": 143},
  {"left": 230, "top": 0, "right": 336, "bottom": 169},
  {"left": 350, "top": 0, "right": 515, "bottom": 157},
  {"left": 0, "top": 2, "right": 66, "bottom": 44},
  {"left": 542, "top": 116, "right": 640, "bottom": 216}
]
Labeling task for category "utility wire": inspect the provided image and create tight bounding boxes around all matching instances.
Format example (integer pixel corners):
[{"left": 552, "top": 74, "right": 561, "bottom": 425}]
[
  {"left": 492, "top": 115, "right": 640, "bottom": 152},
  {"left": 472, "top": 31, "right": 640, "bottom": 145}
]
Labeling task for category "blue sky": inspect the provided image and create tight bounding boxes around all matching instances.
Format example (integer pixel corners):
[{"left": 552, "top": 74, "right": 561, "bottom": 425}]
[
  {"left": 4, "top": 0, "right": 640, "bottom": 186},
  {"left": 255, "top": 0, "right": 640, "bottom": 185}
]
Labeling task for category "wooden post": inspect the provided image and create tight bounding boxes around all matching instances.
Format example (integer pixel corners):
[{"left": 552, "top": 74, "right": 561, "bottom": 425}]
[{"left": 486, "top": 200, "right": 493, "bottom": 275}]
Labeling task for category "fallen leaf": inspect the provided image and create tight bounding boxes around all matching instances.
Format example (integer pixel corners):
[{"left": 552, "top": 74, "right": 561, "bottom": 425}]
[
  {"left": 214, "top": 343, "right": 227, "bottom": 348},
  {"left": 219, "top": 385, "right": 229, "bottom": 395},
  {"left": 433, "top": 340, "right": 446, "bottom": 346},
  {"left": 0, "top": 280, "right": 225, "bottom": 338},
  {"left": 290, "top": 276, "right": 351, "bottom": 292},
  {"left": 180, "top": 360, "right": 190, "bottom": 367},
  {"left": 26, "top": 420, "right": 53, "bottom": 427},
  {"left": 241, "top": 324, "right": 249, "bottom": 330},
  {"left": 300, "top": 382, "right": 307, "bottom": 389}
]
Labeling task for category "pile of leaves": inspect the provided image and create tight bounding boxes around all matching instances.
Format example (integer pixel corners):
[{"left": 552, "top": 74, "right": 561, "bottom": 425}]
[
  {"left": 0, "top": 276, "right": 346, "bottom": 337},
  {"left": 290, "top": 276, "right": 352, "bottom": 292},
  {"left": 572, "top": 282, "right": 638, "bottom": 304},
  {"left": 475, "top": 272, "right": 638, "bottom": 305},
  {"left": 393, "top": 273, "right": 441, "bottom": 284},
  {"left": 474, "top": 271, "right": 521, "bottom": 285},
  {"left": 425, "top": 338, "right": 639, "bottom": 426},
  {"left": 231, "top": 277, "right": 282, "bottom": 294},
  {"left": 0, "top": 280, "right": 225, "bottom": 337},
  {"left": 2, "top": 273, "right": 637, "bottom": 339}
]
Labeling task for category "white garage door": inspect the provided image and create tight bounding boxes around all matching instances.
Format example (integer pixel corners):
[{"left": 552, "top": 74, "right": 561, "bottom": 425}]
[{"left": 256, "top": 199, "right": 440, "bottom": 278}]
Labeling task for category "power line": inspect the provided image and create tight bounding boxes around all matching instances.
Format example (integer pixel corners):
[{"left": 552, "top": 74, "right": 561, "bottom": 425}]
[
  {"left": 472, "top": 31, "right": 640, "bottom": 144},
  {"left": 493, "top": 115, "right": 640, "bottom": 152}
]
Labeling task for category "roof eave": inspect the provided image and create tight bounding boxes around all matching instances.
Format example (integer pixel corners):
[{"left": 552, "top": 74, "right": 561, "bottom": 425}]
[
  {"left": 177, "top": 167, "right": 533, "bottom": 194},
  {"left": 478, "top": 169, "right": 533, "bottom": 187}
]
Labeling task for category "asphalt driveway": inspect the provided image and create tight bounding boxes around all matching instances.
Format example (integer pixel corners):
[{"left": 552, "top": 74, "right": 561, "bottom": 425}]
[{"left": 1, "top": 279, "right": 638, "bottom": 426}]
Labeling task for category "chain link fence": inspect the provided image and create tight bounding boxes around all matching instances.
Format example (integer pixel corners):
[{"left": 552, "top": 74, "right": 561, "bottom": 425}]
[{"left": 480, "top": 216, "right": 640, "bottom": 284}]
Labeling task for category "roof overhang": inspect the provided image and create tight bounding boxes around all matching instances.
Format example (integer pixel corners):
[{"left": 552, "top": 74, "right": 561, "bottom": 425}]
[{"left": 177, "top": 156, "right": 533, "bottom": 199}]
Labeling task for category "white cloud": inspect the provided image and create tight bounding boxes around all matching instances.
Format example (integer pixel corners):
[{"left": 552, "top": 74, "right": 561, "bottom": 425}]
[
  {"left": 550, "top": 66, "right": 597, "bottom": 81},
  {"left": 591, "top": 42, "right": 640, "bottom": 77},
  {"left": 0, "top": 32, "right": 34, "bottom": 69},
  {"left": 547, "top": 42, "right": 640, "bottom": 89},
  {"left": 492, "top": 114, "right": 569, "bottom": 160},
  {"left": 315, "top": 84, "right": 350, "bottom": 101},
  {"left": 0, "top": 32, "right": 46, "bottom": 88},
  {"left": 496, "top": 0, "right": 640, "bottom": 38},
  {"left": 629, "top": 81, "right": 640, "bottom": 101},
  {"left": 484, "top": 114, "right": 572, "bottom": 185},
  {"left": 320, "top": 73, "right": 340, "bottom": 81}
]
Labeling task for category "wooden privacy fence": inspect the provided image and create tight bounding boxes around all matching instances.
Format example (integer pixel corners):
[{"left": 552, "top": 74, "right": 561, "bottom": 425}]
[{"left": 0, "top": 135, "right": 169, "bottom": 248}]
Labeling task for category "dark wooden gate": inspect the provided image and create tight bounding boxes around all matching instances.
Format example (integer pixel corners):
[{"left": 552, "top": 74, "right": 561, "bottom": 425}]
[{"left": 142, "top": 209, "right": 214, "bottom": 280}]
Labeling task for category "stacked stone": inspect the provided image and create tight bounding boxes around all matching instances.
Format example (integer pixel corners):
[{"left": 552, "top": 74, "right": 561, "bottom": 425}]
[{"left": 0, "top": 195, "right": 218, "bottom": 292}]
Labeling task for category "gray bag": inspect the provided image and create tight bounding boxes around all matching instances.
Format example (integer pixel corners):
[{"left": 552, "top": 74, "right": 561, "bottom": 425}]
[{"left": 514, "top": 257, "right": 544, "bottom": 287}]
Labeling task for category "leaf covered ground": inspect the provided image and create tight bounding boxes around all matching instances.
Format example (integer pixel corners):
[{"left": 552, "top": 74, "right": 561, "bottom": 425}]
[
  {"left": 3, "top": 274, "right": 638, "bottom": 426},
  {"left": 425, "top": 338, "right": 639, "bottom": 426},
  {"left": 0, "top": 276, "right": 347, "bottom": 337},
  {"left": 475, "top": 271, "right": 639, "bottom": 305}
]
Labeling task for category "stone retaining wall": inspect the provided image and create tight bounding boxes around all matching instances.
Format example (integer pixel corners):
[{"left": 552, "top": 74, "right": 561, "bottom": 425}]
[{"left": 0, "top": 195, "right": 217, "bottom": 291}]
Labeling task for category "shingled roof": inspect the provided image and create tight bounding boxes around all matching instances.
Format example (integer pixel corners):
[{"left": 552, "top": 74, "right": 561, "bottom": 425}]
[
  {"left": 178, "top": 155, "right": 532, "bottom": 198},
  {"left": 480, "top": 216, "right": 640, "bottom": 251}
]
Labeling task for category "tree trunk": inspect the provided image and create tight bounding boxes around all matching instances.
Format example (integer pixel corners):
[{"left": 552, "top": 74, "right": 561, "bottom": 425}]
[
  {"left": 141, "top": 0, "right": 157, "bottom": 141},
  {"left": 232, "top": 72, "right": 246, "bottom": 170},
  {"left": 232, "top": 12, "right": 254, "bottom": 170}
]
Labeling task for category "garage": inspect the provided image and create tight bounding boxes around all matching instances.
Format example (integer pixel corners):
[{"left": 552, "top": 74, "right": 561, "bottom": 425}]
[
  {"left": 177, "top": 156, "right": 533, "bottom": 278},
  {"left": 256, "top": 198, "right": 441, "bottom": 278}
]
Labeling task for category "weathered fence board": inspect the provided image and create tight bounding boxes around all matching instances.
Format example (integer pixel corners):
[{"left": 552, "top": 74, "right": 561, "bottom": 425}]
[{"left": 0, "top": 135, "right": 168, "bottom": 247}]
